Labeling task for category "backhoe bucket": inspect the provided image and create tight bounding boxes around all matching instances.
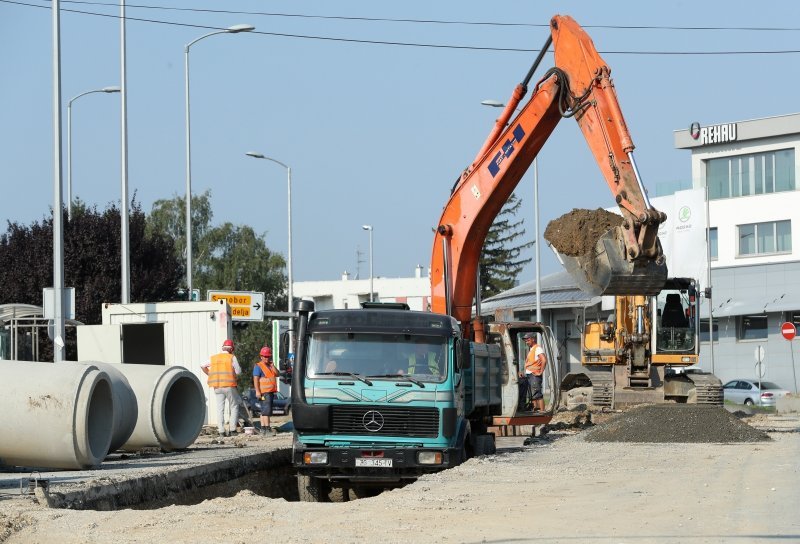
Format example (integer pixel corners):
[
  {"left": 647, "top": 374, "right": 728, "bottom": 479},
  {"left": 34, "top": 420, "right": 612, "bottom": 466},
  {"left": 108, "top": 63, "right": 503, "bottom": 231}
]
[{"left": 552, "top": 226, "right": 667, "bottom": 296}]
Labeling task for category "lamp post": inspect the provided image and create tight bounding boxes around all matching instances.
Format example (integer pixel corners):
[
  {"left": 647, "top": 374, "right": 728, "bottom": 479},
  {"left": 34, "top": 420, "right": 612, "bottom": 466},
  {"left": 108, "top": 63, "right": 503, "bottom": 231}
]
[
  {"left": 184, "top": 23, "right": 255, "bottom": 300},
  {"left": 362, "top": 225, "right": 374, "bottom": 302},
  {"left": 67, "top": 86, "right": 120, "bottom": 221},
  {"left": 246, "top": 152, "right": 294, "bottom": 353},
  {"left": 481, "top": 99, "right": 541, "bottom": 322}
]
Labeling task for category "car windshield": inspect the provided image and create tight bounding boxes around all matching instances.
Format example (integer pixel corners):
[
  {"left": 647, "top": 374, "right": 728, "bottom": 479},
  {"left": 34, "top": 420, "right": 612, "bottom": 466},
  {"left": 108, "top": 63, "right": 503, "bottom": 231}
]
[
  {"left": 758, "top": 381, "right": 781, "bottom": 390},
  {"left": 307, "top": 332, "right": 448, "bottom": 383}
]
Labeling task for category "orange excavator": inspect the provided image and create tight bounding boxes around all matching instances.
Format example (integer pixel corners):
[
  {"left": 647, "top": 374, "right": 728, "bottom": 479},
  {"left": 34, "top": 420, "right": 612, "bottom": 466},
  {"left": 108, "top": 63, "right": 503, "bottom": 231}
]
[
  {"left": 290, "top": 15, "right": 671, "bottom": 500},
  {"left": 431, "top": 14, "right": 668, "bottom": 347}
]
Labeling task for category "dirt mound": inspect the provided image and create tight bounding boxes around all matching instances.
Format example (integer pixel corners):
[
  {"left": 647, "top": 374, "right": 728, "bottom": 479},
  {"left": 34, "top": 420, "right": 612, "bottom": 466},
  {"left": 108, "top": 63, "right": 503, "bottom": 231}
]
[
  {"left": 584, "top": 404, "right": 771, "bottom": 444},
  {"left": 544, "top": 208, "right": 623, "bottom": 256}
]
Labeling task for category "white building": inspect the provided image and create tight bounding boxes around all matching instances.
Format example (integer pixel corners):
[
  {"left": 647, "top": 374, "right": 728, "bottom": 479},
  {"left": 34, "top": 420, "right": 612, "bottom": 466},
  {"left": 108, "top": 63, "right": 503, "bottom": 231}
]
[
  {"left": 674, "top": 113, "right": 800, "bottom": 391},
  {"left": 294, "top": 266, "right": 430, "bottom": 311}
]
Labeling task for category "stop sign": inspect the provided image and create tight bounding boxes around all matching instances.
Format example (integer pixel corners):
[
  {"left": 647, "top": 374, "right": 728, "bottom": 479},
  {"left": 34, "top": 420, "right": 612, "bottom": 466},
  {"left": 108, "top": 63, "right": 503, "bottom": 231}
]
[{"left": 781, "top": 322, "right": 797, "bottom": 341}]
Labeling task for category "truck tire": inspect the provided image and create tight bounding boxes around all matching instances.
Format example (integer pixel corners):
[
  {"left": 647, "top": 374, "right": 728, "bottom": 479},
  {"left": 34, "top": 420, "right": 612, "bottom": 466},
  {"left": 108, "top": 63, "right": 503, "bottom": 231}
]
[
  {"left": 297, "top": 474, "right": 328, "bottom": 502},
  {"left": 328, "top": 486, "right": 348, "bottom": 502},
  {"left": 474, "top": 434, "right": 496, "bottom": 456}
]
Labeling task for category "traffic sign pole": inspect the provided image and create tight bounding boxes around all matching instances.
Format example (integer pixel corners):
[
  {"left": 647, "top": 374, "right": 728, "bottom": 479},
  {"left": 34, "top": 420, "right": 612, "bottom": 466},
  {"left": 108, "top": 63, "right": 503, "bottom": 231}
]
[{"left": 782, "top": 322, "right": 798, "bottom": 394}]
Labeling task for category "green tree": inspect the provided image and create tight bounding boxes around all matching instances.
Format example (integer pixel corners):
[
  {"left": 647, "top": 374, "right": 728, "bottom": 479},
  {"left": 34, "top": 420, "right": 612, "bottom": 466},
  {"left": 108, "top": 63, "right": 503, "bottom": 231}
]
[
  {"left": 480, "top": 193, "right": 534, "bottom": 298},
  {"left": 148, "top": 192, "right": 287, "bottom": 389},
  {"left": 0, "top": 199, "right": 183, "bottom": 360}
]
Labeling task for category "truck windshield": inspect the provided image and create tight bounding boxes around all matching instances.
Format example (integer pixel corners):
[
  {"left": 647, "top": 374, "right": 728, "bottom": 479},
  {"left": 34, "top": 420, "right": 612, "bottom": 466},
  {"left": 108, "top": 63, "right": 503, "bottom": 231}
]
[{"left": 307, "top": 332, "right": 448, "bottom": 383}]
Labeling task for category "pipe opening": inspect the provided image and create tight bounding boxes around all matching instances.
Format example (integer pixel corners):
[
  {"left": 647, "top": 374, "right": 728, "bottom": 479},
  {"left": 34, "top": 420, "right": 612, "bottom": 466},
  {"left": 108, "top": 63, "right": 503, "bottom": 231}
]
[
  {"left": 86, "top": 378, "right": 114, "bottom": 461},
  {"left": 163, "top": 376, "right": 205, "bottom": 448}
]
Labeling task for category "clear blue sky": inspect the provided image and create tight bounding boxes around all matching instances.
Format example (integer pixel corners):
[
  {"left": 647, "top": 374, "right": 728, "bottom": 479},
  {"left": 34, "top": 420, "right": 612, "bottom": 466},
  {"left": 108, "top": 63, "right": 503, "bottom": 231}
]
[{"left": 2, "top": 0, "right": 799, "bottom": 287}]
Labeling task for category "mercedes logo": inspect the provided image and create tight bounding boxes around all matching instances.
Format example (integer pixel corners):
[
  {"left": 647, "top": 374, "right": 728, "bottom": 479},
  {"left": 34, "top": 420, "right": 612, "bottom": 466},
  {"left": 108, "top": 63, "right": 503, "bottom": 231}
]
[{"left": 362, "top": 410, "right": 385, "bottom": 432}]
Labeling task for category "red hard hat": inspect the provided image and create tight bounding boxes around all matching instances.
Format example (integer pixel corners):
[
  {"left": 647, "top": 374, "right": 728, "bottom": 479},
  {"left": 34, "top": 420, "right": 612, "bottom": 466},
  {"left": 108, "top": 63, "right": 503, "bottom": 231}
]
[
  {"left": 222, "top": 339, "right": 234, "bottom": 350},
  {"left": 260, "top": 346, "right": 273, "bottom": 358}
]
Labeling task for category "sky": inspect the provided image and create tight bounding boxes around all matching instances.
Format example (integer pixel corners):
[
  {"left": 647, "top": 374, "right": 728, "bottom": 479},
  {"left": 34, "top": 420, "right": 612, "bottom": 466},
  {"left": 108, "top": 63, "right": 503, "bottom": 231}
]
[{"left": 2, "top": 0, "right": 800, "bottom": 290}]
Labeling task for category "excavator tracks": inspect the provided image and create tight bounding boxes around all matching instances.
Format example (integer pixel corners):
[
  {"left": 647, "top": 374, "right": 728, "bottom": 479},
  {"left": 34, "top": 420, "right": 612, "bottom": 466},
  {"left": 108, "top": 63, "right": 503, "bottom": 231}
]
[{"left": 686, "top": 372, "right": 724, "bottom": 405}]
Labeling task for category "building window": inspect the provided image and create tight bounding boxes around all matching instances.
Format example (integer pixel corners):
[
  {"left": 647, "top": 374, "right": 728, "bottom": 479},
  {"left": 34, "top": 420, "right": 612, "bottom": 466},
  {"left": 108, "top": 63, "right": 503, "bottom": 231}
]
[
  {"left": 708, "top": 228, "right": 718, "bottom": 260},
  {"left": 706, "top": 149, "right": 796, "bottom": 200},
  {"left": 699, "top": 319, "right": 718, "bottom": 342},
  {"left": 792, "top": 312, "right": 800, "bottom": 330},
  {"left": 738, "top": 315, "right": 768, "bottom": 341},
  {"left": 738, "top": 220, "right": 792, "bottom": 256}
]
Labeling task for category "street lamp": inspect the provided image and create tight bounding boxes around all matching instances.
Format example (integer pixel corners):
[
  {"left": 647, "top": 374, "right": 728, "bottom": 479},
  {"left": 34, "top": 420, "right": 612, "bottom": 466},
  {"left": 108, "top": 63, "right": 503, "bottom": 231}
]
[
  {"left": 67, "top": 86, "right": 120, "bottom": 221},
  {"left": 481, "top": 99, "right": 541, "bottom": 322},
  {"left": 362, "top": 225, "right": 374, "bottom": 302},
  {"left": 184, "top": 23, "right": 255, "bottom": 300},
  {"left": 245, "top": 151, "right": 294, "bottom": 353}
]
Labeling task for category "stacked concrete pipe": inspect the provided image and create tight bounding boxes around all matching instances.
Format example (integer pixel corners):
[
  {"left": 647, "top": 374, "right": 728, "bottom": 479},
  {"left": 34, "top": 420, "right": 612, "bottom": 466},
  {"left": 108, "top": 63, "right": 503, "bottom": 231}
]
[
  {"left": 112, "top": 364, "right": 206, "bottom": 452},
  {"left": 88, "top": 362, "right": 138, "bottom": 452},
  {"left": 0, "top": 360, "right": 114, "bottom": 469}
]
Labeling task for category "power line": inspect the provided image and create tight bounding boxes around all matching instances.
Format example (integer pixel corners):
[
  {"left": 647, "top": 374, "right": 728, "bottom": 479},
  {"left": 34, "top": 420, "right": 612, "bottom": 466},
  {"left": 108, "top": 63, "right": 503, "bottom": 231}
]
[
  {"left": 45, "top": 0, "right": 800, "bottom": 32},
  {"left": 5, "top": 0, "right": 800, "bottom": 55}
]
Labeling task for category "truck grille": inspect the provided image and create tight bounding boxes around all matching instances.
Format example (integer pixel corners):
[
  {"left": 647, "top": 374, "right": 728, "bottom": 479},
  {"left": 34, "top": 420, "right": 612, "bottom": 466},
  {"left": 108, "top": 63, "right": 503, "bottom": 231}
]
[{"left": 330, "top": 405, "right": 439, "bottom": 438}]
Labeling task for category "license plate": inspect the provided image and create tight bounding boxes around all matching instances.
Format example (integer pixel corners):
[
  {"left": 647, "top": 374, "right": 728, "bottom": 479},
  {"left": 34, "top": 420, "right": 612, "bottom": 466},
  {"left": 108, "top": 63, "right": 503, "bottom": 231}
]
[{"left": 355, "top": 458, "right": 393, "bottom": 468}]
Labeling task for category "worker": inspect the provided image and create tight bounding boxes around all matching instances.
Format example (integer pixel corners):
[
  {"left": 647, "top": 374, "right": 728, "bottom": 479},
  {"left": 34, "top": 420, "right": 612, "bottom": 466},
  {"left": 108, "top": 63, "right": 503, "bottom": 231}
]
[
  {"left": 406, "top": 340, "right": 440, "bottom": 375},
  {"left": 253, "top": 346, "right": 280, "bottom": 436},
  {"left": 201, "top": 339, "right": 242, "bottom": 437},
  {"left": 522, "top": 332, "right": 547, "bottom": 412}
]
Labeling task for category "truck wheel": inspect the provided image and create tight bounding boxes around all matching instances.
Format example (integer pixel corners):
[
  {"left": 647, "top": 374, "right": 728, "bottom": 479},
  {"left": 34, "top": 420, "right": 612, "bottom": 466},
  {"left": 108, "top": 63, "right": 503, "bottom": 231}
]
[
  {"left": 474, "top": 434, "right": 496, "bottom": 456},
  {"left": 348, "top": 486, "right": 375, "bottom": 500},
  {"left": 297, "top": 474, "right": 329, "bottom": 502},
  {"left": 328, "top": 486, "right": 348, "bottom": 502}
]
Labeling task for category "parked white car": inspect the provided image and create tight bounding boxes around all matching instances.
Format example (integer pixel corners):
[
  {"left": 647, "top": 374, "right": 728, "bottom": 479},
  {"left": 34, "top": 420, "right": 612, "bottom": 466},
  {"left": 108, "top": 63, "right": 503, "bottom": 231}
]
[{"left": 722, "top": 379, "right": 790, "bottom": 407}]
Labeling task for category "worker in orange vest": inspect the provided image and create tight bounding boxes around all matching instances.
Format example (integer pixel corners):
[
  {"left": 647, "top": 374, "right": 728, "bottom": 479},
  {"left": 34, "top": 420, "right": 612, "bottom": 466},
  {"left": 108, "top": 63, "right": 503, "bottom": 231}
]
[
  {"left": 523, "top": 332, "right": 547, "bottom": 413},
  {"left": 253, "top": 346, "right": 280, "bottom": 436},
  {"left": 201, "top": 339, "right": 242, "bottom": 436}
]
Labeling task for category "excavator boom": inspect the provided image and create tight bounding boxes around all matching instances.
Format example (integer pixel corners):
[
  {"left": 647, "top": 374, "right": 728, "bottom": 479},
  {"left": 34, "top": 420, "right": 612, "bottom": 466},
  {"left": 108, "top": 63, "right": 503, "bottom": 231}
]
[{"left": 431, "top": 15, "right": 667, "bottom": 335}]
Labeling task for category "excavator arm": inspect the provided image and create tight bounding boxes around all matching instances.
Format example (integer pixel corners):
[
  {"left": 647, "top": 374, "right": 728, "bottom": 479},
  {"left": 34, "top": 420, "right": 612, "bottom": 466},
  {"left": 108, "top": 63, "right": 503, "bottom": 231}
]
[{"left": 430, "top": 15, "right": 667, "bottom": 338}]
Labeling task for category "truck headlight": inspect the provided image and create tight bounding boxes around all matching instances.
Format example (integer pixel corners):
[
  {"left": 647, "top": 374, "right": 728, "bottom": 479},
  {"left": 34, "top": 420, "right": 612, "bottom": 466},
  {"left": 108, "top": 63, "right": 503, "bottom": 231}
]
[
  {"left": 417, "top": 451, "right": 442, "bottom": 465},
  {"left": 303, "top": 452, "right": 328, "bottom": 465}
]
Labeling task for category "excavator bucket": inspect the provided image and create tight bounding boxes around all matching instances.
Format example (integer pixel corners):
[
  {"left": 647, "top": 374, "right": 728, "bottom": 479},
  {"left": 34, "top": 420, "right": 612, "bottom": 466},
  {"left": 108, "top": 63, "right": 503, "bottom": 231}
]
[{"left": 553, "top": 226, "right": 668, "bottom": 296}]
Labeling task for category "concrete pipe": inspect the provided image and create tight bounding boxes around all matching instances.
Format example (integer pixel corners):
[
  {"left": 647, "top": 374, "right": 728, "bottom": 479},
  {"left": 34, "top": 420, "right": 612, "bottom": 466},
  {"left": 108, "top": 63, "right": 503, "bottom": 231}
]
[
  {"left": 0, "top": 361, "right": 114, "bottom": 470},
  {"left": 116, "top": 365, "right": 205, "bottom": 452},
  {"left": 87, "top": 362, "right": 138, "bottom": 453}
]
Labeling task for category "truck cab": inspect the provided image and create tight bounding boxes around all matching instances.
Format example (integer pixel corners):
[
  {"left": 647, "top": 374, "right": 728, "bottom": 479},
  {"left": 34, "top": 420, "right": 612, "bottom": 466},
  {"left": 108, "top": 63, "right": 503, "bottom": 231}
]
[{"left": 290, "top": 301, "right": 560, "bottom": 501}]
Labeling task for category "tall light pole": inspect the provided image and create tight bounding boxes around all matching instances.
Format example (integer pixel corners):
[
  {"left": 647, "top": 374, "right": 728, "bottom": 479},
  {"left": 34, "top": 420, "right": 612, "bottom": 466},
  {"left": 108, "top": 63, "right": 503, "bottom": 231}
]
[
  {"left": 67, "top": 86, "right": 120, "bottom": 221},
  {"left": 52, "top": 0, "right": 65, "bottom": 360},
  {"left": 245, "top": 152, "right": 294, "bottom": 354},
  {"left": 362, "top": 225, "right": 374, "bottom": 302},
  {"left": 185, "top": 24, "right": 255, "bottom": 300},
  {"left": 481, "top": 99, "right": 541, "bottom": 322},
  {"left": 120, "top": 0, "right": 130, "bottom": 304}
]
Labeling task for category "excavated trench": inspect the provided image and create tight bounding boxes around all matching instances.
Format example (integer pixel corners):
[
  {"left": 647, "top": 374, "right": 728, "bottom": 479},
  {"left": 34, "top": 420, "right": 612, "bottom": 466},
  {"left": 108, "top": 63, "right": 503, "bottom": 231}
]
[{"left": 133, "top": 465, "right": 299, "bottom": 509}]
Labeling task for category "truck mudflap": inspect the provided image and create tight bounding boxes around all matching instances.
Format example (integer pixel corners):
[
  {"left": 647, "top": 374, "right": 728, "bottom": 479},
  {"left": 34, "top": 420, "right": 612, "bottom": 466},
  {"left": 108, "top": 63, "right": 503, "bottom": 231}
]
[{"left": 293, "top": 445, "right": 462, "bottom": 483}]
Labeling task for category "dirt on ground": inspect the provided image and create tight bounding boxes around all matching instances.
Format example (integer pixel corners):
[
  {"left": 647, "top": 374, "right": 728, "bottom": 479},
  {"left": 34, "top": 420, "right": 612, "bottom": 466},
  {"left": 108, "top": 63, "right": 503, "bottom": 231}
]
[
  {"left": 1, "top": 408, "right": 798, "bottom": 544},
  {"left": 544, "top": 207, "right": 624, "bottom": 256}
]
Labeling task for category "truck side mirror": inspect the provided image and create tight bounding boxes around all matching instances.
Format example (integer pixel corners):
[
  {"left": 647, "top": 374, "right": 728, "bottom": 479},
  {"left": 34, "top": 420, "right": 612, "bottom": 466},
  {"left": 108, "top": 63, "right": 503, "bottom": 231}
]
[{"left": 457, "top": 339, "right": 472, "bottom": 371}]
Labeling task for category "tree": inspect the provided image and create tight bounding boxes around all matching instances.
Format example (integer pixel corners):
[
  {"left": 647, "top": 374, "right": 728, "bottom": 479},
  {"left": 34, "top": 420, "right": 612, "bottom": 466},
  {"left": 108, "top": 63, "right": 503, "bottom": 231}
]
[
  {"left": 148, "top": 192, "right": 288, "bottom": 388},
  {"left": 479, "top": 193, "right": 534, "bottom": 298},
  {"left": 0, "top": 199, "right": 184, "bottom": 360}
]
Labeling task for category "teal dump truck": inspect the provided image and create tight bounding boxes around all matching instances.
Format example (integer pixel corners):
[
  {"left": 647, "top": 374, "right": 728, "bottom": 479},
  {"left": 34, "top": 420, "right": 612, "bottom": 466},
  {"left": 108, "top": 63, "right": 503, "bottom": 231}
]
[{"left": 290, "top": 300, "right": 559, "bottom": 501}]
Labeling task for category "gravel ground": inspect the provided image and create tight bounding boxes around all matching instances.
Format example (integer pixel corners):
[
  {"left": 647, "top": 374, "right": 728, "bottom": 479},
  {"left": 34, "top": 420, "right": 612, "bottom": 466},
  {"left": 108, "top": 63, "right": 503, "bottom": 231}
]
[
  {"left": 1, "top": 409, "right": 798, "bottom": 544},
  {"left": 585, "top": 404, "right": 772, "bottom": 443}
]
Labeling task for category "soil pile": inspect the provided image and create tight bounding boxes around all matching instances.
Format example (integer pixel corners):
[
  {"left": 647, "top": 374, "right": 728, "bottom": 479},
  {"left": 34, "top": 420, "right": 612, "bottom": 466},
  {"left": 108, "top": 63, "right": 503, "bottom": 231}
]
[
  {"left": 584, "top": 404, "right": 771, "bottom": 443},
  {"left": 544, "top": 208, "right": 623, "bottom": 256}
]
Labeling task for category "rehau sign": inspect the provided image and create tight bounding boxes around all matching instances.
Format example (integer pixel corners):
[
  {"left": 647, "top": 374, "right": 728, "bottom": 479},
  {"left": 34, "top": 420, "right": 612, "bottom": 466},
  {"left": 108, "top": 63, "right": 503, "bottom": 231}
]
[{"left": 689, "top": 122, "right": 738, "bottom": 145}]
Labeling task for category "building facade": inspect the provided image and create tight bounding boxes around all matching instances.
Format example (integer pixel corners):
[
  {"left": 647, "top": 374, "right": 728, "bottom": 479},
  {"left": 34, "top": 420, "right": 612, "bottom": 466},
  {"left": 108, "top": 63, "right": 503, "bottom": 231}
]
[
  {"left": 674, "top": 113, "right": 800, "bottom": 391},
  {"left": 293, "top": 266, "right": 430, "bottom": 311}
]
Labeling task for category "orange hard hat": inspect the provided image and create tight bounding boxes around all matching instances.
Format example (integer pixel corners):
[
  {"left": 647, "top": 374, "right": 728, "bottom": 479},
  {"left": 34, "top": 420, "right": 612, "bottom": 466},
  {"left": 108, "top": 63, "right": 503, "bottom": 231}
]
[
  {"left": 222, "top": 339, "right": 234, "bottom": 351},
  {"left": 259, "top": 346, "right": 273, "bottom": 358}
]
